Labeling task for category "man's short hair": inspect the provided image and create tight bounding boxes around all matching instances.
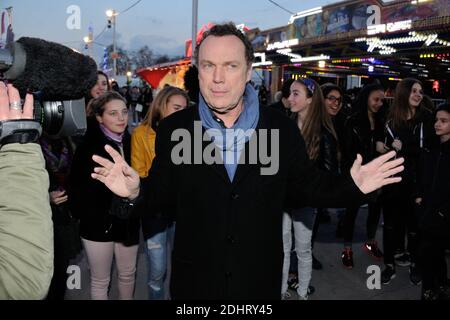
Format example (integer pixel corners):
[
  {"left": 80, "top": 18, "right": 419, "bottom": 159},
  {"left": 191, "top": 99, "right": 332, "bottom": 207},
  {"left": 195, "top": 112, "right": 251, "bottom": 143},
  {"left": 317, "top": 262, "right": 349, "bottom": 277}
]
[{"left": 194, "top": 22, "right": 254, "bottom": 67}]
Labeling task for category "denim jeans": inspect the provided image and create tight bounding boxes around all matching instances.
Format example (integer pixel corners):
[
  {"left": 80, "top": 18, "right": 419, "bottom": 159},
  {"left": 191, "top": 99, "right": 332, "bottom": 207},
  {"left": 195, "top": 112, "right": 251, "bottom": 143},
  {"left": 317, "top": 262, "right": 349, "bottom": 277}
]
[
  {"left": 282, "top": 208, "right": 315, "bottom": 297},
  {"left": 145, "top": 222, "right": 175, "bottom": 300}
]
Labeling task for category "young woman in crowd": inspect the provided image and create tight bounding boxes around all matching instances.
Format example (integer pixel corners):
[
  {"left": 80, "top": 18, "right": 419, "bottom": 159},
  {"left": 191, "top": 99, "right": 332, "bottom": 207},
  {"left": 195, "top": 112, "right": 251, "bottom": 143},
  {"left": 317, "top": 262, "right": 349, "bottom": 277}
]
[
  {"left": 321, "top": 83, "right": 346, "bottom": 140},
  {"left": 416, "top": 103, "right": 450, "bottom": 300},
  {"left": 89, "top": 71, "right": 110, "bottom": 99},
  {"left": 281, "top": 78, "right": 338, "bottom": 300},
  {"left": 85, "top": 71, "right": 110, "bottom": 117},
  {"left": 313, "top": 84, "right": 345, "bottom": 261},
  {"left": 376, "top": 78, "right": 434, "bottom": 285},
  {"left": 340, "top": 83, "right": 386, "bottom": 268},
  {"left": 131, "top": 86, "right": 189, "bottom": 300},
  {"left": 71, "top": 71, "right": 112, "bottom": 148},
  {"left": 40, "top": 133, "right": 81, "bottom": 300},
  {"left": 69, "top": 91, "right": 140, "bottom": 300}
]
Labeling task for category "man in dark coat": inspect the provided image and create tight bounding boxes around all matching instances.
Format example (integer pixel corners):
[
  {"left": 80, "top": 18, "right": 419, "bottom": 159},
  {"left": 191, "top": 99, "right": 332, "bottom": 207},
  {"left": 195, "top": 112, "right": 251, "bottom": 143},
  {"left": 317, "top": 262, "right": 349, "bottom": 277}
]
[{"left": 91, "top": 23, "right": 404, "bottom": 300}]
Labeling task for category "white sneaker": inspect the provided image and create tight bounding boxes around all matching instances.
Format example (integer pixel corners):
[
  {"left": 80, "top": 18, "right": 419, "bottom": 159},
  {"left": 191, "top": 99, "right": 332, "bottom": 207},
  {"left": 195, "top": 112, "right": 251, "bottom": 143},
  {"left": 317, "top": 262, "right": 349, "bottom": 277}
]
[
  {"left": 298, "top": 293, "right": 309, "bottom": 300},
  {"left": 281, "top": 291, "right": 292, "bottom": 300}
]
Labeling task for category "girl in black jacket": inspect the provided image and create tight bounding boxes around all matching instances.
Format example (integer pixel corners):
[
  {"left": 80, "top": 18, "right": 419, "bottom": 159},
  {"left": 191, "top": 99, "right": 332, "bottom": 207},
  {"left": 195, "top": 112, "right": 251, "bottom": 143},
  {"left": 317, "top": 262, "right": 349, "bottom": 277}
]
[
  {"left": 416, "top": 103, "right": 450, "bottom": 300},
  {"left": 376, "top": 78, "right": 435, "bottom": 285},
  {"left": 69, "top": 92, "right": 140, "bottom": 300},
  {"left": 340, "top": 83, "right": 386, "bottom": 269}
]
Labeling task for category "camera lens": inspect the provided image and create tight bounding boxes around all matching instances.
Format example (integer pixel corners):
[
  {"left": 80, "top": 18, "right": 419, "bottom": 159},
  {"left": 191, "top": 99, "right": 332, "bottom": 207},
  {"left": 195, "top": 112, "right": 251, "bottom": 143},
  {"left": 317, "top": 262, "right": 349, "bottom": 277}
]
[{"left": 33, "top": 101, "right": 64, "bottom": 136}]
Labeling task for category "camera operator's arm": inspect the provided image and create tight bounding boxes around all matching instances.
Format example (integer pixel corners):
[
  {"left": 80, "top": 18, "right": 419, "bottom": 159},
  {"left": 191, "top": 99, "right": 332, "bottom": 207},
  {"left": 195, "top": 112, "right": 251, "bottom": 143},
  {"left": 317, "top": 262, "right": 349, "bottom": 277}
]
[{"left": 0, "top": 83, "right": 53, "bottom": 300}]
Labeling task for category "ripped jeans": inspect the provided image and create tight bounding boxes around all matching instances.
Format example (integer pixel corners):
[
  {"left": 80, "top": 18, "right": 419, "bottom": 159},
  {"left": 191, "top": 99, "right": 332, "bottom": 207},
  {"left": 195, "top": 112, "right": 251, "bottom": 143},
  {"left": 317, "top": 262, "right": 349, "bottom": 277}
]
[{"left": 145, "top": 221, "right": 175, "bottom": 300}]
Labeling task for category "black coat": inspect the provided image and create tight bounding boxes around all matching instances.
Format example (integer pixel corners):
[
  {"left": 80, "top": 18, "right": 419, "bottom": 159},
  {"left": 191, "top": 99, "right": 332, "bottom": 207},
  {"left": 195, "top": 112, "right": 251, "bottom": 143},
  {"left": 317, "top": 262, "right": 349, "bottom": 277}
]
[
  {"left": 380, "top": 110, "right": 436, "bottom": 200},
  {"left": 381, "top": 110, "right": 435, "bottom": 184},
  {"left": 341, "top": 111, "right": 383, "bottom": 170},
  {"left": 317, "top": 128, "right": 340, "bottom": 174},
  {"left": 135, "top": 105, "right": 366, "bottom": 299},
  {"left": 69, "top": 123, "right": 140, "bottom": 245},
  {"left": 268, "top": 100, "right": 292, "bottom": 118},
  {"left": 416, "top": 139, "right": 450, "bottom": 236}
]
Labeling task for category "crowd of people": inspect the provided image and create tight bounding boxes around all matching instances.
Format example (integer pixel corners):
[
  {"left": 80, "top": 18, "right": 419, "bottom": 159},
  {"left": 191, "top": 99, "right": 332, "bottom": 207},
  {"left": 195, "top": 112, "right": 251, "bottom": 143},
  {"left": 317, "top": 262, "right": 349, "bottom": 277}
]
[
  {"left": 0, "top": 23, "right": 448, "bottom": 301},
  {"left": 266, "top": 75, "right": 450, "bottom": 300}
]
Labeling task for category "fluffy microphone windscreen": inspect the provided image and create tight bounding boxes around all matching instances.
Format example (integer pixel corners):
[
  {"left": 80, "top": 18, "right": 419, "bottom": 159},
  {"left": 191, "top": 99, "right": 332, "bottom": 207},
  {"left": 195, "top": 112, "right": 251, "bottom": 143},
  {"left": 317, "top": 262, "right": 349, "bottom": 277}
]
[{"left": 11, "top": 37, "right": 98, "bottom": 101}]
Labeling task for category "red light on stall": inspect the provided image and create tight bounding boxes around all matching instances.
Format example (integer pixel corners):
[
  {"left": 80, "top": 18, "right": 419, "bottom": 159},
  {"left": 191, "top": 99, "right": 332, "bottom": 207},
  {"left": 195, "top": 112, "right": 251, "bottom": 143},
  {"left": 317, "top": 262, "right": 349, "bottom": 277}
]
[{"left": 433, "top": 80, "right": 440, "bottom": 93}]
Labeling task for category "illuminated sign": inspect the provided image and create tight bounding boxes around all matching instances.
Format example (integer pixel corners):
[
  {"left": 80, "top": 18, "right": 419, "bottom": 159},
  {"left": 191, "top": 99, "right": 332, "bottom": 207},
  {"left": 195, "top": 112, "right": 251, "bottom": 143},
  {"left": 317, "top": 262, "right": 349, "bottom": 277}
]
[
  {"left": 332, "top": 58, "right": 375, "bottom": 64},
  {"left": 267, "top": 39, "right": 299, "bottom": 51},
  {"left": 358, "top": 31, "right": 450, "bottom": 55},
  {"left": 367, "top": 20, "right": 412, "bottom": 35},
  {"left": 432, "top": 80, "right": 439, "bottom": 93},
  {"left": 291, "top": 54, "right": 330, "bottom": 63},
  {"left": 276, "top": 48, "right": 302, "bottom": 60},
  {"left": 253, "top": 53, "right": 273, "bottom": 67},
  {"left": 411, "top": 0, "right": 431, "bottom": 4}
]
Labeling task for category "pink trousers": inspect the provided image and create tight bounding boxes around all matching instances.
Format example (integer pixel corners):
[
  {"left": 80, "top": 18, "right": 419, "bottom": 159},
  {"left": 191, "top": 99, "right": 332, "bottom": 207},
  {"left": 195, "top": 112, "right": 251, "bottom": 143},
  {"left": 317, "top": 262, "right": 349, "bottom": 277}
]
[{"left": 82, "top": 238, "right": 139, "bottom": 300}]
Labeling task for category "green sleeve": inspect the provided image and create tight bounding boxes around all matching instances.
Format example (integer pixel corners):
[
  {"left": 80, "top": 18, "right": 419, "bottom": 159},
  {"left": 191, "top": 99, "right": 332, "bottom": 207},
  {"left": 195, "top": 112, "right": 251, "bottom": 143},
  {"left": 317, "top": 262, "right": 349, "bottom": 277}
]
[{"left": 0, "top": 143, "right": 53, "bottom": 300}]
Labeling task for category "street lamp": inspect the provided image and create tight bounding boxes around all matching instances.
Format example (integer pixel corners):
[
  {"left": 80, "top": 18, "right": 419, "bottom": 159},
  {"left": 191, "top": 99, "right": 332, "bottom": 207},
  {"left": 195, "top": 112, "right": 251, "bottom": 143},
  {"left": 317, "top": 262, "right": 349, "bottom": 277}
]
[
  {"left": 106, "top": 9, "right": 117, "bottom": 77},
  {"left": 126, "top": 71, "right": 132, "bottom": 85},
  {"left": 106, "top": 9, "right": 114, "bottom": 18},
  {"left": 83, "top": 36, "right": 92, "bottom": 57}
]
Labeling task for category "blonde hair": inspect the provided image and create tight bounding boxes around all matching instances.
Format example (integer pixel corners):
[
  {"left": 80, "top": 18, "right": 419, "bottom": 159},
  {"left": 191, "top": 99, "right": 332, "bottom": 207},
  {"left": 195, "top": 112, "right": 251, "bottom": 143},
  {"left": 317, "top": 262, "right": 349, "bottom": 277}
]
[{"left": 142, "top": 86, "right": 189, "bottom": 131}]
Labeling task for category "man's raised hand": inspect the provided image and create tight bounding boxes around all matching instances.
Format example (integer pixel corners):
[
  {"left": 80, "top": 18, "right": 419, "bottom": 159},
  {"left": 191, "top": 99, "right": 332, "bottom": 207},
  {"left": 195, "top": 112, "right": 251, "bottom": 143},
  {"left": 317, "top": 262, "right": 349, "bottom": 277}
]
[
  {"left": 91, "top": 144, "right": 140, "bottom": 199},
  {"left": 350, "top": 150, "right": 404, "bottom": 194}
]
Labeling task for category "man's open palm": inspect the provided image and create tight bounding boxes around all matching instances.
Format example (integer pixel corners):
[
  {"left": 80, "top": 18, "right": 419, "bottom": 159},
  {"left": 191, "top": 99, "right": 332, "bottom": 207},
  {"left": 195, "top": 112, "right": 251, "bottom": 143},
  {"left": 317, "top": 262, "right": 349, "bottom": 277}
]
[
  {"left": 91, "top": 145, "right": 140, "bottom": 199},
  {"left": 350, "top": 151, "right": 404, "bottom": 194}
]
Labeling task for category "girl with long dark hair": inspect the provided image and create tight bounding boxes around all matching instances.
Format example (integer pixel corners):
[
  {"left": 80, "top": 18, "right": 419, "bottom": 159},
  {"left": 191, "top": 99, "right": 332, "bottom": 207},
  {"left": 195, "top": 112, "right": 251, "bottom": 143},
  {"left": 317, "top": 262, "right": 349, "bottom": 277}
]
[
  {"left": 281, "top": 78, "right": 338, "bottom": 300},
  {"left": 340, "top": 83, "right": 385, "bottom": 268},
  {"left": 377, "top": 78, "right": 434, "bottom": 285}
]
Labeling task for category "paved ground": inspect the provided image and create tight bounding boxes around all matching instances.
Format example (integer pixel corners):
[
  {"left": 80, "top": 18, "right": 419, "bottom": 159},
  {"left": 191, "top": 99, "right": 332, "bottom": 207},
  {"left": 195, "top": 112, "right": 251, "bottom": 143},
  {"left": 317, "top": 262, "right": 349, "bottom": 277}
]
[
  {"left": 65, "top": 207, "right": 448, "bottom": 300},
  {"left": 306, "top": 209, "right": 421, "bottom": 300}
]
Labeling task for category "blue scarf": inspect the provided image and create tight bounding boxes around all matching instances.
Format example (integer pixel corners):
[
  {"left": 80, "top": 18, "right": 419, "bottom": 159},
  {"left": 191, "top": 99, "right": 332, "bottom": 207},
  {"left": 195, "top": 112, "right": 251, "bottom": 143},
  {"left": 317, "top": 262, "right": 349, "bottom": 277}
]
[{"left": 199, "top": 83, "right": 260, "bottom": 181}]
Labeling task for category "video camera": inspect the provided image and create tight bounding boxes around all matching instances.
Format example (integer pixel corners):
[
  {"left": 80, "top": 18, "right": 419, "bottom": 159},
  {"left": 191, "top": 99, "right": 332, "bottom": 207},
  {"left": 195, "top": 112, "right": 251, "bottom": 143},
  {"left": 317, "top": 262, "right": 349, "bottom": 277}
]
[{"left": 0, "top": 37, "right": 98, "bottom": 139}]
